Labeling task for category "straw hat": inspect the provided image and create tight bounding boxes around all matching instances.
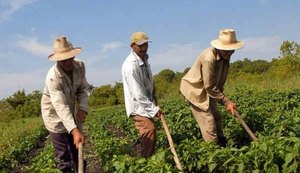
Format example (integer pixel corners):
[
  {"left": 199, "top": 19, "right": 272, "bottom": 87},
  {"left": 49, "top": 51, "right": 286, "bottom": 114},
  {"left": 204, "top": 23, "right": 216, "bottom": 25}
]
[
  {"left": 211, "top": 29, "right": 244, "bottom": 50},
  {"left": 131, "top": 32, "right": 151, "bottom": 45},
  {"left": 48, "top": 36, "right": 82, "bottom": 61}
]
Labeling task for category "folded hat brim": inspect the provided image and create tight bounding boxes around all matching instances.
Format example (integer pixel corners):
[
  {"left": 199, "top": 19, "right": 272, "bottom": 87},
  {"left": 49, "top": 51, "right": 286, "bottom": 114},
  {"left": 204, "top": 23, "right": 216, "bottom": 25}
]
[
  {"left": 136, "top": 40, "right": 151, "bottom": 45},
  {"left": 48, "top": 48, "right": 82, "bottom": 61},
  {"left": 211, "top": 40, "right": 244, "bottom": 50}
]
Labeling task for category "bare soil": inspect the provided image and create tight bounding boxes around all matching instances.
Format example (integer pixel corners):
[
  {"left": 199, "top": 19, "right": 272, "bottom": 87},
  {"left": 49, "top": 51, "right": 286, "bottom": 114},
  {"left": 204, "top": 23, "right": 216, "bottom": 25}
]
[{"left": 83, "top": 131, "right": 104, "bottom": 173}]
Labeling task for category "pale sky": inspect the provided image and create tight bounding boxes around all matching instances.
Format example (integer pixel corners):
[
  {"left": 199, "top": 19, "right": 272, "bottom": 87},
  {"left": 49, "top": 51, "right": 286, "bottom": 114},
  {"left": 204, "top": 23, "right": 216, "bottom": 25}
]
[{"left": 0, "top": 0, "right": 299, "bottom": 99}]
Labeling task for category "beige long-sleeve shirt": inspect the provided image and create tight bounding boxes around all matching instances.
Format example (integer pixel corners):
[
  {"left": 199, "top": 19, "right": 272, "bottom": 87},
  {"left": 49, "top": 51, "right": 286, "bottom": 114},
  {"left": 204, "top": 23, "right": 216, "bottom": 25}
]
[
  {"left": 180, "top": 47, "right": 230, "bottom": 111},
  {"left": 41, "top": 59, "right": 88, "bottom": 133}
]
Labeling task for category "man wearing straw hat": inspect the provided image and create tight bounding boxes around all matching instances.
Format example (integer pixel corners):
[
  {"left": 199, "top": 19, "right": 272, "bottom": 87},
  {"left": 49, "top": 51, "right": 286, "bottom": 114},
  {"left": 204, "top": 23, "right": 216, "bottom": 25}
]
[
  {"left": 180, "top": 29, "right": 244, "bottom": 147},
  {"left": 122, "top": 31, "right": 163, "bottom": 157},
  {"left": 41, "top": 36, "right": 88, "bottom": 172}
]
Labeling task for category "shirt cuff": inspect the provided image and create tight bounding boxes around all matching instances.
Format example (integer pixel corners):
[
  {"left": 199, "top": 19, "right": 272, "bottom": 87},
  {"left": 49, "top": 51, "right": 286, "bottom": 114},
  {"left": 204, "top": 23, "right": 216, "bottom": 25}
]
[{"left": 150, "top": 106, "right": 160, "bottom": 118}]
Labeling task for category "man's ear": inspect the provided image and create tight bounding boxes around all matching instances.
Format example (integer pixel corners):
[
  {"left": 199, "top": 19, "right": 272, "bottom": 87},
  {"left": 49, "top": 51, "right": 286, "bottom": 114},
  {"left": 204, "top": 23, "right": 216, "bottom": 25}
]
[{"left": 130, "top": 43, "right": 135, "bottom": 48}]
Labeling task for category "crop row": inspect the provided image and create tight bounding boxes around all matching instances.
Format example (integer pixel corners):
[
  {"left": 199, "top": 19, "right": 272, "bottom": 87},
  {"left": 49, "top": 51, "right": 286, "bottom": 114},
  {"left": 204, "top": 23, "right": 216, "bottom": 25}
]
[
  {"left": 0, "top": 117, "right": 48, "bottom": 171},
  {"left": 13, "top": 88, "right": 300, "bottom": 172},
  {"left": 86, "top": 88, "right": 300, "bottom": 172}
]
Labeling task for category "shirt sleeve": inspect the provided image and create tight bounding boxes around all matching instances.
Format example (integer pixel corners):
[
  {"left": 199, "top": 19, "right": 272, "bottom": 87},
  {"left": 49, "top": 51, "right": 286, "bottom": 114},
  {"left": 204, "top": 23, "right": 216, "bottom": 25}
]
[
  {"left": 202, "top": 60, "right": 229, "bottom": 105},
  {"left": 76, "top": 62, "right": 89, "bottom": 113},
  {"left": 46, "top": 76, "right": 77, "bottom": 133},
  {"left": 125, "top": 66, "right": 159, "bottom": 118}
]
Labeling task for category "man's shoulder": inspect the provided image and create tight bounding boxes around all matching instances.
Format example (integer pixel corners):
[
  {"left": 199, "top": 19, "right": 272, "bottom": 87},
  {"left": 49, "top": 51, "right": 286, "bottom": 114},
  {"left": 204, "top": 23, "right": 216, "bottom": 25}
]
[
  {"left": 125, "top": 52, "right": 139, "bottom": 63},
  {"left": 201, "top": 47, "right": 217, "bottom": 62},
  {"left": 45, "top": 65, "right": 61, "bottom": 85},
  {"left": 46, "top": 64, "right": 57, "bottom": 77},
  {"left": 122, "top": 53, "right": 140, "bottom": 70},
  {"left": 74, "top": 59, "right": 85, "bottom": 67}
]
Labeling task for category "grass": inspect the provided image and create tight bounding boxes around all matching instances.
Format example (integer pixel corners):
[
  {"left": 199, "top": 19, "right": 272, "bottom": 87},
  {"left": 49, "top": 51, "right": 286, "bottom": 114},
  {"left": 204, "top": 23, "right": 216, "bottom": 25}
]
[{"left": 0, "top": 117, "right": 44, "bottom": 149}]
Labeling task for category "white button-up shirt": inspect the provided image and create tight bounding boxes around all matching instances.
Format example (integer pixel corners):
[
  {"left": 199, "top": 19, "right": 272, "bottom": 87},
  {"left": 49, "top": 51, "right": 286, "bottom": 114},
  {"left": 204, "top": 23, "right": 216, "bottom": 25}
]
[{"left": 122, "top": 50, "right": 159, "bottom": 118}]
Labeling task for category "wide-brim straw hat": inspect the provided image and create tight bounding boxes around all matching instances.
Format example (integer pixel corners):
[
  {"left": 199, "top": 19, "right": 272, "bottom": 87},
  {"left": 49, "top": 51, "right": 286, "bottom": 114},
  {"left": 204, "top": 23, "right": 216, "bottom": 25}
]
[
  {"left": 211, "top": 29, "right": 244, "bottom": 50},
  {"left": 48, "top": 36, "right": 82, "bottom": 61}
]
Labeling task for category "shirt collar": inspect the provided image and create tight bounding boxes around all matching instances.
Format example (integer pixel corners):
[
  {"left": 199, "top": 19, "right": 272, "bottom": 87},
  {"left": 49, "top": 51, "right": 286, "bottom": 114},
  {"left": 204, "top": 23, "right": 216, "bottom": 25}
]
[
  {"left": 131, "top": 50, "right": 149, "bottom": 66},
  {"left": 55, "top": 60, "right": 79, "bottom": 78},
  {"left": 211, "top": 48, "right": 221, "bottom": 61}
]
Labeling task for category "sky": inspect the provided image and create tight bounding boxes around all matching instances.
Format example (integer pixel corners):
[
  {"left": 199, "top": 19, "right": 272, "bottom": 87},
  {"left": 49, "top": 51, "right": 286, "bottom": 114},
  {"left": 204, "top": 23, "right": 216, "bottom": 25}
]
[{"left": 0, "top": 0, "right": 300, "bottom": 99}]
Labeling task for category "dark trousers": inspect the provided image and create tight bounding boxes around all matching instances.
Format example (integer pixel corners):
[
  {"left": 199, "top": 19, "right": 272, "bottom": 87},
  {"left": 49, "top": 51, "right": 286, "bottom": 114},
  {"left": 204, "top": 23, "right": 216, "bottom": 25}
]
[{"left": 49, "top": 132, "right": 78, "bottom": 173}]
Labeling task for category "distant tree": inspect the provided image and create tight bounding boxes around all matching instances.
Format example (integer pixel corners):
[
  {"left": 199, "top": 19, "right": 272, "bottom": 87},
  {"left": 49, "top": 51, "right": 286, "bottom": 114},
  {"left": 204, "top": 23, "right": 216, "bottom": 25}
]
[
  {"left": 89, "top": 83, "right": 124, "bottom": 107},
  {"left": 153, "top": 69, "right": 182, "bottom": 99},
  {"left": 229, "top": 58, "right": 270, "bottom": 75},
  {"left": 230, "top": 58, "right": 251, "bottom": 74},
  {"left": 0, "top": 100, "right": 14, "bottom": 122},
  {"left": 243, "top": 60, "right": 270, "bottom": 74},
  {"left": 154, "top": 69, "right": 176, "bottom": 83},
  {"left": 280, "top": 41, "right": 300, "bottom": 58},
  {"left": 0, "top": 90, "right": 42, "bottom": 121},
  {"left": 89, "top": 85, "right": 114, "bottom": 106},
  {"left": 6, "top": 90, "right": 27, "bottom": 109},
  {"left": 113, "top": 82, "right": 124, "bottom": 105},
  {"left": 23, "top": 90, "right": 42, "bottom": 117},
  {"left": 267, "top": 41, "right": 300, "bottom": 79}
]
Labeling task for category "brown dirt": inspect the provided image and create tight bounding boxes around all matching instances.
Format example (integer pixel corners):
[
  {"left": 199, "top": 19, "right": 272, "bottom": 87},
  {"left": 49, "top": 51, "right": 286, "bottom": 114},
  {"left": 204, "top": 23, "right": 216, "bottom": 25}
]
[
  {"left": 130, "top": 142, "right": 142, "bottom": 157},
  {"left": 106, "top": 124, "right": 142, "bottom": 157},
  {"left": 83, "top": 131, "right": 104, "bottom": 173}
]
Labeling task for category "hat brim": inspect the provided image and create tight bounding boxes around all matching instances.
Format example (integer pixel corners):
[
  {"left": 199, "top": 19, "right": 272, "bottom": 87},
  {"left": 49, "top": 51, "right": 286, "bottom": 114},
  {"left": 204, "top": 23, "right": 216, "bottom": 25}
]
[
  {"left": 136, "top": 40, "right": 151, "bottom": 45},
  {"left": 210, "top": 40, "right": 244, "bottom": 50},
  {"left": 48, "top": 48, "right": 82, "bottom": 61}
]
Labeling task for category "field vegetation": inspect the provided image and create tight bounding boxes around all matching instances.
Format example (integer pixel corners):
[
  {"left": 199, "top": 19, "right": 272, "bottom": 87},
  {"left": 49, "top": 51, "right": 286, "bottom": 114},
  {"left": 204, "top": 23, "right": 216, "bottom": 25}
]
[{"left": 0, "top": 40, "right": 300, "bottom": 172}]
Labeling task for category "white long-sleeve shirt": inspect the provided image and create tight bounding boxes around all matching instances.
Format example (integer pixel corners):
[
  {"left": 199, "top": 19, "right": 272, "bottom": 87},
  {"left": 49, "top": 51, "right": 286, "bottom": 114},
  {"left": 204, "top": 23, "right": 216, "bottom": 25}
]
[
  {"left": 122, "top": 50, "right": 159, "bottom": 118},
  {"left": 41, "top": 59, "right": 89, "bottom": 133}
]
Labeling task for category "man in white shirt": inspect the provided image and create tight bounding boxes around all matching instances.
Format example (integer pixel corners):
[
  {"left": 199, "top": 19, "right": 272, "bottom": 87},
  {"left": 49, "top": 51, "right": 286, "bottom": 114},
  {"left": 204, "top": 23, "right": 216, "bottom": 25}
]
[{"left": 122, "top": 31, "right": 163, "bottom": 157}]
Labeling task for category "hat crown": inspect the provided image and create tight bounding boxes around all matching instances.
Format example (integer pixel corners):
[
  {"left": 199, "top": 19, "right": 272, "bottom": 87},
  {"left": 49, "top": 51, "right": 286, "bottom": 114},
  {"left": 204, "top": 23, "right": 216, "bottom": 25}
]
[
  {"left": 218, "top": 29, "right": 237, "bottom": 45},
  {"left": 210, "top": 28, "right": 244, "bottom": 50},
  {"left": 53, "top": 36, "right": 74, "bottom": 54},
  {"left": 131, "top": 32, "right": 149, "bottom": 45},
  {"left": 48, "top": 36, "right": 82, "bottom": 61}
]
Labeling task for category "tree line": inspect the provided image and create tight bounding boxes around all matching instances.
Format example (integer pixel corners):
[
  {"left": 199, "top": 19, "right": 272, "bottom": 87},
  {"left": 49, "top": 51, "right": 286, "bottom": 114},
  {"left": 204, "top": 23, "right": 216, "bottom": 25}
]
[{"left": 1, "top": 40, "right": 300, "bottom": 122}]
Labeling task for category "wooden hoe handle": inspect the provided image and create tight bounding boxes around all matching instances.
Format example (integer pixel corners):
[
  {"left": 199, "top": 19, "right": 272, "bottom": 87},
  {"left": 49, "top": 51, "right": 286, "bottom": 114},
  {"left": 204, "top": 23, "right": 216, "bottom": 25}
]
[
  {"left": 234, "top": 111, "right": 257, "bottom": 141},
  {"left": 160, "top": 114, "right": 184, "bottom": 172},
  {"left": 78, "top": 142, "right": 84, "bottom": 173}
]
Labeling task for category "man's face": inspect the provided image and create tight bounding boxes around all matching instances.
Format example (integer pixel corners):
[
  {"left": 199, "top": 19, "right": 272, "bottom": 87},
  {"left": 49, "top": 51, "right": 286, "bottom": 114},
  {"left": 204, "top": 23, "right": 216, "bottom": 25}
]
[
  {"left": 58, "top": 57, "right": 75, "bottom": 72},
  {"left": 131, "top": 42, "right": 148, "bottom": 59},
  {"left": 218, "top": 50, "right": 235, "bottom": 60}
]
